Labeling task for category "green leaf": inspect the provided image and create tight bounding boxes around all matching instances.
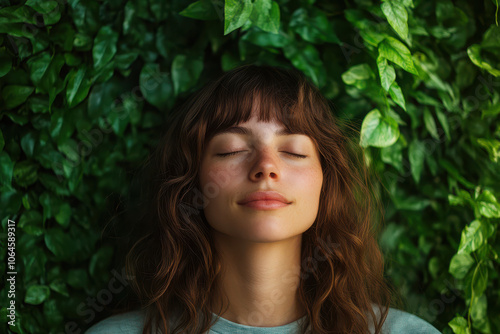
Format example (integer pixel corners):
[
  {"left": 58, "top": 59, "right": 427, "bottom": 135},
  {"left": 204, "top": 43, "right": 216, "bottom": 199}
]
[
  {"left": 455, "top": 58, "right": 477, "bottom": 89},
  {"left": 179, "top": 0, "right": 221, "bottom": 20},
  {"left": 481, "top": 25, "right": 500, "bottom": 50},
  {"left": 379, "top": 36, "right": 418, "bottom": 75},
  {"left": 44, "top": 299, "right": 64, "bottom": 327},
  {"left": 65, "top": 67, "right": 91, "bottom": 108},
  {"left": 412, "top": 91, "right": 442, "bottom": 108},
  {"left": 38, "top": 173, "right": 70, "bottom": 196},
  {"left": 171, "top": 54, "right": 204, "bottom": 96},
  {"left": 377, "top": 56, "right": 396, "bottom": 91},
  {"left": 0, "top": 189, "right": 23, "bottom": 217},
  {"left": 26, "top": 51, "right": 51, "bottom": 85},
  {"left": 107, "top": 104, "right": 131, "bottom": 136},
  {"left": 74, "top": 32, "right": 93, "bottom": 50},
  {"left": 139, "top": 63, "right": 174, "bottom": 109},
  {"left": 448, "top": 316, "right": 471, "bottom": 334},
  {"left": 399, "top": 0, "right": 414, "bottom": 8},
  {"left": 0, "top": 151, "right": 14, "bottom": 187},
  {"left": 20, "top": 132, "right": 36, "bottom": 157},
  {"left": 26, "top": 53, "right": 66, "bottom": 109},
  {"left": 149, "top": 0, "right": 169, "bottom": 22},
  {"left": 448, "top": 189, "right": 473, "bottom": 207},
  {"left": 89, "top": 246, "right": 114, "bottom": 278},
  {"left": 283, "top": 44, "right": 325, "bottom": 88},
  {"left": 467, "top": 44, "right": 500, "bottom": 77},
  {"left": 435, "top": 108, "right": 451, "bottom": 141},
  {"left": 67, "top": 268, "right": 89, "bottom": 289},
  {"left": 341, "top": 63, "right": 375, "bottom": 90},
  {"left": 92, "top": 25, "right": 119, "bottom": 70},
  {"left": 241, "top": 27, "right": 290, "bottom": 48},
  {"left": 360, "top": 109, "right": 400, "bottom": 148},
  {"left": 0, "top": 6, "right": 38, "bottom": 25},
  {"left": 249, "top": 0, "right": 280, "bottom": 34},
  {"left": 92, "top": 59, "right": 116, "bottom": 84},
  {"left": 481, "top": 95, "right": 500, "bottom": 118},
  {"left": 115, "top": 53, "right": 139, "bottom": 70},
  {"left": 224, "top": 0, "right": 253, "bottom": 35},
  {"left": 24, "top": 1, "right": 56, "bottom": 14},
  {"left": 389, "top": 81, "right": 406, "bottom": 111},
  {"left": 476, "top": 189, "right": 500, "bottom": 218},
  {"left": 39, "top": 192, "right": 61, "bottom": 221},
  {"left": 392, "top": 192, "right": 432, "bottom": 211},
  {"left": 408, "top": 139, "right": 425, "bottom": 184},
  {"left": 381, "top": 0, "right": 409, "bottom": 40},
  {"left": 476, "top": 138, "right": 500, "bottom": 163},
  {"left": 481, "top": 224, "right": 495, "bottom": 244},
  {"left": 0, "top": 47, "right": 12, "bottom": 77},
  {"left": 13, "top": 160, "right": 38, "bottom": 187},
  {"left": 49, "top": 279, "right": 69, "bottom": 297},
  {"left": 471, "top": 294, "right": 487, "bottom": 323},
  {"left": 44, "top": 228, "right": 74, "bottom": 259},
  {"left": 439, "top": 159, "right": 475, "bottom": 189},
  {"left": 55, "top": 202, "right": 71, "bottom": 227},
  {"left": 380, "top": 138, "right": 404, "bottom": 172},
  {"left": 42, "top": 54, "right": 65, "bottom": 106},
  {"left": 289, "top": 8, "right": 339, "bottom": 44},
  {"left": 472, "top": 262, "right": 488, "bottom": 297},
  {"left": 24, "top": 285, "right": 50, "bottom": 305},
  {"left": 428, "top": 256, "right": 440, "bottom": 279},
  {"left": 458, "top": 220, "right": 484, "bottom": 254},
  {"left": 1, "top": 85, "right": 34, "bottom": 109},
  {"left": 423, "top": 107, "right": 439, "bottom": 139},
  {"left": 19, "top": 209, "right": 44, "bottom": 236},
  {"left": 50, "top": 22, "right": 76, "bottom": 52},
  {"left": 42, "top": 54, "right": 66, "bottom": 105},
  {"left": 425, "top": 151, "right": 438, "bottom": 177},
  {"left": 23, "top": 249, "right": 47, "bottom": 281},
  {"left": 449, "top": 253, "right": 475, "bottom": 279},
  {"left": 87, "top": 78, "right": 125, "bottom": 118},
  {"left": 25, "top": 0, "right": 61, "bottom": 25}
]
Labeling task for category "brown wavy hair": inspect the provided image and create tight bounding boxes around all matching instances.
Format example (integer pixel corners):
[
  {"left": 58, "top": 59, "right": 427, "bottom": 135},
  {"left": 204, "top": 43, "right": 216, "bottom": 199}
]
[{"left": 122, "top": 64, "right": 393, "bottom": 333}]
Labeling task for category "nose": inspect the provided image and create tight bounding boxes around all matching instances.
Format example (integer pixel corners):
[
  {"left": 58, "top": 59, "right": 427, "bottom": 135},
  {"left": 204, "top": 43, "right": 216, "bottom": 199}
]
[{"left": 248, "top": 148, "right": 280, "bottom": 181}]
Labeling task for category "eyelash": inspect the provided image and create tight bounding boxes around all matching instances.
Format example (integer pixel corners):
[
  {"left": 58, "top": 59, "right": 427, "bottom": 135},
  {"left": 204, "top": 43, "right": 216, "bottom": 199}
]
[{"left": 217, "top": 151, "right": 307, "bottom": 159}]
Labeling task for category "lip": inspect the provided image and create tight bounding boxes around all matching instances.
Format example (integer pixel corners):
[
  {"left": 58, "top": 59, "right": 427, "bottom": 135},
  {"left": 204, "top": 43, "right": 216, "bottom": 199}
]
[
  {"left": 240, "top": 200, "right": 290, "bottom": 210},
  {"left": 238, "top": 191, "right": 291, "bottom": 205}
]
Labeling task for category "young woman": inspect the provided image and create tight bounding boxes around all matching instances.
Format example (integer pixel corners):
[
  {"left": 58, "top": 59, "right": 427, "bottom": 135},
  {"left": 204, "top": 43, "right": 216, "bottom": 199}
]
[{"left": 85, "top": 64, "right": 441, "bottom": 333}]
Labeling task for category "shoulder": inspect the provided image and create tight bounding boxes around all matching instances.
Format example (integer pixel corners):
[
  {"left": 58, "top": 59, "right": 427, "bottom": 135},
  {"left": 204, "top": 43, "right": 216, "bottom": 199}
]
[
  {"left": 381, "top": 307, "right": 442, "bottom": 334},
  {"left": 85, "top": 309, "right": 147, "bottom": 334}
]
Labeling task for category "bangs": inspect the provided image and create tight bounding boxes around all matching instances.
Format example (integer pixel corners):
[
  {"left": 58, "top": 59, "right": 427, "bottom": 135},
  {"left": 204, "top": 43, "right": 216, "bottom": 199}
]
[{"left": 200, "top": 65, "right": 326, "bottom": 146}]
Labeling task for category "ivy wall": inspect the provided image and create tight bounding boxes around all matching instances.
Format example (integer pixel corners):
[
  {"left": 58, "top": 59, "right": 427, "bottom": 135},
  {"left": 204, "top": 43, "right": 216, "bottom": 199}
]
[{"left": 0, "top": 0, "right": 499, "bottom": 333}]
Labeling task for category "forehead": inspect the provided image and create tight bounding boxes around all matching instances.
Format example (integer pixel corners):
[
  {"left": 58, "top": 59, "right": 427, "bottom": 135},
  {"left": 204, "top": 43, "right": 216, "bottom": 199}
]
[
  {"left": 211, "top": 107, "right": 304, "bottom": 138},
  {"left": 212, "top": 124, "right": 296, "bottom": 138},
  {"left": 204, "top": 92, "right": 312, "bottom": 144}
]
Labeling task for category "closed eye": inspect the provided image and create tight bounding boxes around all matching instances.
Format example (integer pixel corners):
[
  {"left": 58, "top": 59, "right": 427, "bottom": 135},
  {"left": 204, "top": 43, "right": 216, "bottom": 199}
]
[{"left": 217, "top": 151, "right": 307, "bottom": 159}]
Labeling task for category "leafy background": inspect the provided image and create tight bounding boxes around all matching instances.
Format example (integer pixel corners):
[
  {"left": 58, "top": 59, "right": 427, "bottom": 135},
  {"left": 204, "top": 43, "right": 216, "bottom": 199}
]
[{"left": 1, "top": 0, "right": 499, "bottom": 333}]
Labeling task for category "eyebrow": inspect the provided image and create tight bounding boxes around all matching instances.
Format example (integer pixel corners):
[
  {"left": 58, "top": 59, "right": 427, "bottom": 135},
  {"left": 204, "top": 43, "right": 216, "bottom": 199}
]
[{"left": 213, "top": 126, "right": 298, "bottom": 137}]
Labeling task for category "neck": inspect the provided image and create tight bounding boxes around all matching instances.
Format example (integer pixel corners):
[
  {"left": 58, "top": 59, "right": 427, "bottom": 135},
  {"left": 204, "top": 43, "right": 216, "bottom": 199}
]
[{"left": 211, "top": 231, "right": 307, "bottom": 327}]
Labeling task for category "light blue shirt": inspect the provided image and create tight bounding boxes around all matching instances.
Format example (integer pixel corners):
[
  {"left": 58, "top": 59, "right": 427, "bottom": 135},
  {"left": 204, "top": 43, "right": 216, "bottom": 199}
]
[{"left": 85, "top": 307, "right": 441, "bottom": 333}]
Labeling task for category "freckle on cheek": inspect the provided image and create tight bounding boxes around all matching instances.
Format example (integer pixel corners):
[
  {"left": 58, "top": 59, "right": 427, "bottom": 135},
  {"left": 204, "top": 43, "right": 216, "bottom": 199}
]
[
  {"left": 224, "top": 161, "right": 243, "bottom": 176},
  {"left": 232, "top": 163, "right": 244, "bottom": 174}
]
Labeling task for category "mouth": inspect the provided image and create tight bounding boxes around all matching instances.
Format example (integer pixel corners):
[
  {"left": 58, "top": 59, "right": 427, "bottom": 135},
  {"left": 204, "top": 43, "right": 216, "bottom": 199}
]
[{"left": 238, "top": 200, "right": 291, "bottom": 210}]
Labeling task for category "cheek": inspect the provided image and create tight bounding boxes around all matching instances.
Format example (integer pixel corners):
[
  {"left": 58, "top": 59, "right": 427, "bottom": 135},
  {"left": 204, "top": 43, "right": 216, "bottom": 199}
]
[
  {"left": 200, "top": 163, "right": 242, "bottom": 198},
  {"left": 298, "top": 168, "right": 323, "bottom": 204},
  {"left": 295, "top": 165, "right": 322, "bottom": 186}
]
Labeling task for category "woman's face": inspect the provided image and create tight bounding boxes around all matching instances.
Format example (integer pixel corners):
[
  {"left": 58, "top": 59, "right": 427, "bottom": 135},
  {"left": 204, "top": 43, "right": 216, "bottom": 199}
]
[{"left": 199, "top": 111, "right": 323, "bottom": 243}]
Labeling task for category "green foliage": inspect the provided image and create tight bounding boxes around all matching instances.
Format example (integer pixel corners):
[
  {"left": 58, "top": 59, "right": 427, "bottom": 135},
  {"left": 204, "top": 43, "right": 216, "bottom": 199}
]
[{"left": 0, "top": 0, "right": 499, "bottom": 333}]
